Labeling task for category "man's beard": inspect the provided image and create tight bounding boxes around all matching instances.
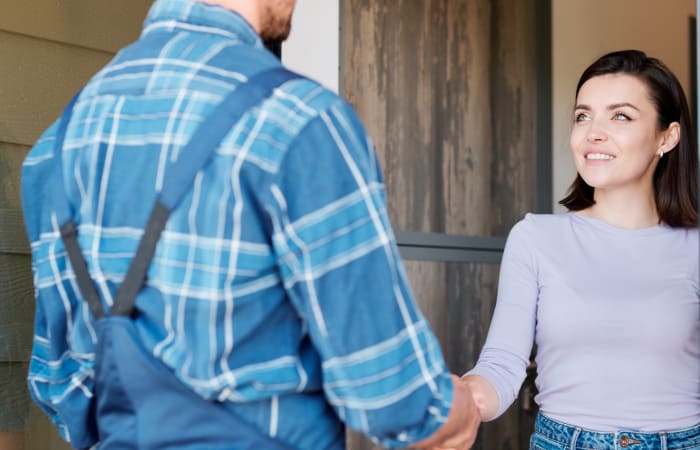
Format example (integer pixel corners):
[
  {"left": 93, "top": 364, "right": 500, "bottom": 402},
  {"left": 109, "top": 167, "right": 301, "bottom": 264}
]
[{"left": 259, "top": 7, "right": 293, "bottom": 45}]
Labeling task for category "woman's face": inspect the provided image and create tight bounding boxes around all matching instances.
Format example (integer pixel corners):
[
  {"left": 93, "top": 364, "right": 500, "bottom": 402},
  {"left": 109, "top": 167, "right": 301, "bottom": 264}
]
[{"left": 570, "top": 74, "right": 670, "bottom": 194}]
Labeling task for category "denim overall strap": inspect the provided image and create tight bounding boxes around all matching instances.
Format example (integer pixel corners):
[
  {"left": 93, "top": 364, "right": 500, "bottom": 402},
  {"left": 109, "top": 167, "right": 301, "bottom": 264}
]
[
  {"left": 111, "top": 66, "right": 301, "bottom": 317},
  {"left": 50, "top": 92, "right": 107, "bottom": 320},
  {"left": 50, "top": 55, "right": 302, "bottom": 449}
]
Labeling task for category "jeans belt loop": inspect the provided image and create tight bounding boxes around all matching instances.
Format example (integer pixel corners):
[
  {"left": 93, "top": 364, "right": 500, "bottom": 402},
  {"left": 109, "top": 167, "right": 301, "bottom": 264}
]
[{"left": 570, "top": 428, "right": 581, "bottom": 450}]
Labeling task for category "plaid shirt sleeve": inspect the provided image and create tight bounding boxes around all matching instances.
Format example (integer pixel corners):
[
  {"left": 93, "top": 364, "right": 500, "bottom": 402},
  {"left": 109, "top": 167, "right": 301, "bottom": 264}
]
[
  {"left": 20, "top": 123, "right": 94, "bottom": 444},
  {"left": 266, "top": 99, "right": 454, "bottom": 447}
]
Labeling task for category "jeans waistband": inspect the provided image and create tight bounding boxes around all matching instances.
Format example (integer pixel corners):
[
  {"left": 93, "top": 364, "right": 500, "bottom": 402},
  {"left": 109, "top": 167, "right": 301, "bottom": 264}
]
[{"left": 534, "top": 412, "right": 700, "bottom": 450}]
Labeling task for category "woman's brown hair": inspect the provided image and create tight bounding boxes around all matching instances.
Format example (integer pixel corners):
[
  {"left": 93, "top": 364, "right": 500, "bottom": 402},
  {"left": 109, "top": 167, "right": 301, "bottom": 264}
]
[{"left": 559, "top": 50, "right": 698, "bottom": 227}]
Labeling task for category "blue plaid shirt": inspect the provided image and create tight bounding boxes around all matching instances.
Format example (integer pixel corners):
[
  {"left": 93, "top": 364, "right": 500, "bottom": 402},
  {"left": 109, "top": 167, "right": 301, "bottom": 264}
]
[{"left": 21, "top": 1, "right": 453, "bottom": 448}]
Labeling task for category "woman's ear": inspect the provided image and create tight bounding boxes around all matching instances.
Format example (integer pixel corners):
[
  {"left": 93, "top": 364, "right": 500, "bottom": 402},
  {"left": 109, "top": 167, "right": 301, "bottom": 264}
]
[{"left": 660, "top": 122, "right": 681, "bottom": 154}]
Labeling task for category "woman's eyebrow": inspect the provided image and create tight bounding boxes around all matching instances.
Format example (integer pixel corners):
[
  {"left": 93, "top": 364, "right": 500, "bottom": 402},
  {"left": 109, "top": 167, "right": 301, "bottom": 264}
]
[
  {"left": 606, "top": 102, "right": 640, "bottom": 111},
  {"left": 574, "top": 102, "right": 640, "bottom": 111}
]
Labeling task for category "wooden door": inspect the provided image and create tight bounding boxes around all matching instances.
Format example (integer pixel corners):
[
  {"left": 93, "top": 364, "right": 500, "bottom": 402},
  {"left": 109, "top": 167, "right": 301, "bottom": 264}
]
[{"left": 340, "top": 0, "right": 550, "bottom": 448}]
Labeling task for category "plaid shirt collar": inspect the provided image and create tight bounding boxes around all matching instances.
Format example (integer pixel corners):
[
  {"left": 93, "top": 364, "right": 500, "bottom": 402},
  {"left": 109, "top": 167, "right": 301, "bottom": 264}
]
[{"left": 142, "top": 0, "right": 263, "bottom": 47}]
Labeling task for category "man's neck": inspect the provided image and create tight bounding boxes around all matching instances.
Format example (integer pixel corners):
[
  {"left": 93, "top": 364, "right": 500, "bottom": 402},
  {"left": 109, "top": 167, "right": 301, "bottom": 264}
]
[{"left": 195, "top": 0, "right": 261, "bottom": 34}]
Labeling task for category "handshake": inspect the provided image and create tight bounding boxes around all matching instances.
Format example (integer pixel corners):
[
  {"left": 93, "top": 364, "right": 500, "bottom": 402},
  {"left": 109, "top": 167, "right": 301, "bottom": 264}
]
[{"left": 415, "top": 374, "right": 495, "bottom": 450}]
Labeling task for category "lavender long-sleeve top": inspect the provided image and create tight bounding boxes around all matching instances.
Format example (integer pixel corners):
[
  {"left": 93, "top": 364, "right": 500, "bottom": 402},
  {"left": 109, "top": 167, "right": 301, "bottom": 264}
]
[{"left": 468, "top": 213, "right": 700, "bottom": 431}]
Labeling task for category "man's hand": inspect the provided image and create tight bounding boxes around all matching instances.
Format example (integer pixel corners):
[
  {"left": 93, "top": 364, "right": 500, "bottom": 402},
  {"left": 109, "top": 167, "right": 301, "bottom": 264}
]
[
  {"left": 413, "top": 374, "right": 481, "bottom": 450},
  {"left": 461, "top": 374, "right": 499, "bottom": 421}
]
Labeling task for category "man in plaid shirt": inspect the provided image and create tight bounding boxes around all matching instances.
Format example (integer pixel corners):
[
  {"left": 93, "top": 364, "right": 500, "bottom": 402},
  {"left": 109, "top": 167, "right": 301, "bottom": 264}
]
[{"left": 21, "top": 0, "right": 480, "bottom": 448}]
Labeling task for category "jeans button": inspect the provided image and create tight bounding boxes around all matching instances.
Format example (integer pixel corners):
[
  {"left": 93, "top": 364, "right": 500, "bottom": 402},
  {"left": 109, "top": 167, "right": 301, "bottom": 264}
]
[{"left": 620, "top": 436, "right": 630, "bottom": 447}]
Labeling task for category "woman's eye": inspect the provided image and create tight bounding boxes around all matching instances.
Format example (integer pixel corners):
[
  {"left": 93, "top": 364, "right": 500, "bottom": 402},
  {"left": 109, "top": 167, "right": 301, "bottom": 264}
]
[
  {"left": 574, "top": 113, "right": 589, "bottom": 122},
  {"left": 613, "top": 112, "right": 630, "bottom": 121}
]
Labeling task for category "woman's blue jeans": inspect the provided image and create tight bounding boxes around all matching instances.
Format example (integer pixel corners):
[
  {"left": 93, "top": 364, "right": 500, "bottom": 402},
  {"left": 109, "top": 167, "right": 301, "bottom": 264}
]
[{"left": 530, "top": 412, "right": 700, "bottom": 450}]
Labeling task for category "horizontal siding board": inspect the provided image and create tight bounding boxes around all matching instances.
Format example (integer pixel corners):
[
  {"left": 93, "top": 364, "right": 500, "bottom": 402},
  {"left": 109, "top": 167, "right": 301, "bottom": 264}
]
[
  {"left": 0, "top": 209, "right": 30, "bottom": 255},
  {"left": 0, "top": 254, "right": 34, "bottom": 362},
  {"left": 0, "top": 1, "right": 147, "bottom": 442},
  {"left": 0, "top": 142, "right": 29, "bottom": 210},
  {"left": 0, "top": 362, "right": 32, "bottom": 427},
  {"left": 0, "top": 0, "right": 149, "bottom": 53},
  {"left": 1, "top": 143, "right": 31, "bottom": 254},
  {"left": 0, "top": 30, "right": 113, "bottom": 146}
]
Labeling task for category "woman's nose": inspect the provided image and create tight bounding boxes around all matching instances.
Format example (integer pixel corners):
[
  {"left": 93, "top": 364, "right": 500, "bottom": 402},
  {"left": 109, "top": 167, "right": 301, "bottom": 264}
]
[{"left": 585, "top": 120, "right": 607, "bottom": 142}]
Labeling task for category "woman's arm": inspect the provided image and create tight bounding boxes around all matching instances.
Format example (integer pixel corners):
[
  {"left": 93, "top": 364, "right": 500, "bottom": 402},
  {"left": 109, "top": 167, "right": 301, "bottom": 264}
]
[{"left": 462, "top": 217, "right": 539, "bottom": 420}]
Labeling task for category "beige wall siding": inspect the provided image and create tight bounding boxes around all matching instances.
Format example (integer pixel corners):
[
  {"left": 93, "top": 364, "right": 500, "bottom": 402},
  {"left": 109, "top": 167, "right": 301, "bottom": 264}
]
[
  {"left": 0, "top": 143, "right": 29, "bottom": 254},
  {"left": 0, "top": 31, "right": 113, "bottom": 146},
  {"left": 0, "top": 0, "right": 149, "bottom": 53},
  {"left": 0, "top": 253, "right": 33, "bottom": 361},
  {"left": 552, "top": 0, "right": 696, "bottom": 211},
  {"left": 0, "top": 3, "right": 151, "bottom": 327},
  {"left": 0, "top": 2, "right": 149, "bottom": 359},
  {"left": 0, "top": 2, "right": 151, "bottom": 448}
]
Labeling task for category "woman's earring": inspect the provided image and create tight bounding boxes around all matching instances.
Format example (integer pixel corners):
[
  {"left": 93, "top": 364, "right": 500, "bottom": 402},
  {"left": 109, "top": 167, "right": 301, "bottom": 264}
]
[{"left": 659, "top": 150, "right": 664, "bottom": 158}]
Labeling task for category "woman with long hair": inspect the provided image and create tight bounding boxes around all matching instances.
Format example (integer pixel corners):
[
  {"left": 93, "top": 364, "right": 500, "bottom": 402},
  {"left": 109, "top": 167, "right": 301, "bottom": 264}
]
[{"left": 463, "top": 50, "right": 699, "bottom": 449}]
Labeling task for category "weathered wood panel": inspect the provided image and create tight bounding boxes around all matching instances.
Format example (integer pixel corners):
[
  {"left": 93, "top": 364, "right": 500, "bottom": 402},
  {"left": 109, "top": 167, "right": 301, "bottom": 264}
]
[
  {"left": 340, "top": 0, "right": 535, "bottom": 236},
  {"left": 419, "top": 261, "right": 520, "bottom": 449},
  {"left": 0, "top": 30, "right": 113, "bottom": 146},
  {"left": 0, "top": 0, "right": 150, "bottom": 53},
  {"left": 341, "top": 0, "right": 489, "bottom": 235},
  {"left": 0, "top": 254, "right": 34, "bottom": 363},
  {"left": 442, "top": 262, "right": 530, "bottom": 450},
  {"left": 341, "top": 0, "right": 539, "bottom": 448},
  {"left": 488, "top": 0, "right": 537, "bottom": 236}
]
